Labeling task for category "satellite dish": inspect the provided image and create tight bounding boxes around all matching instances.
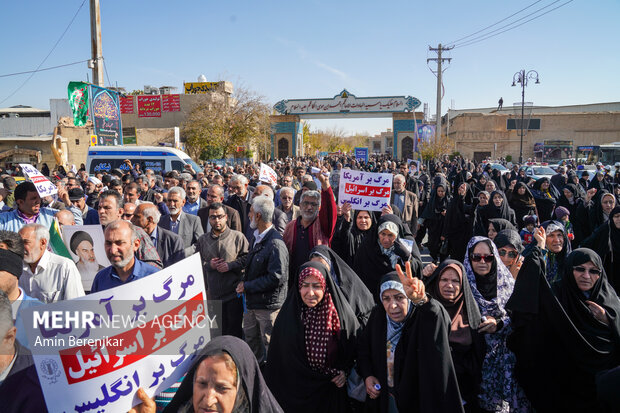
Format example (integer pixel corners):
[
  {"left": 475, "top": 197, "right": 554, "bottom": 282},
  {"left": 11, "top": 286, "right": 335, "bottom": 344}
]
[{"left": 197, "top": 74, "right": 207, "bottom": 82}]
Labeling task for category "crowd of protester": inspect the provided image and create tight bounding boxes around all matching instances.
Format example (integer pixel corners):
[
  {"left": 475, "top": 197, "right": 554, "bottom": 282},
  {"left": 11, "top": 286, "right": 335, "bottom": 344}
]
[{"left": 0, "top": 154, "right": 618, "bottom": 412}]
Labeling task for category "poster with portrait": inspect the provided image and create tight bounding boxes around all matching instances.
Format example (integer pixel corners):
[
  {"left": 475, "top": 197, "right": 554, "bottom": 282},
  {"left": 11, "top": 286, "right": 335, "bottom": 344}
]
[{"left": 61, "top": 225, "right": 110, "bottom": 292}]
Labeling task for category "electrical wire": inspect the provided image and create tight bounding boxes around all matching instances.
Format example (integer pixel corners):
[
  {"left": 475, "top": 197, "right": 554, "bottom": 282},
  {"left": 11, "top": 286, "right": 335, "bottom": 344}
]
[
  {"left": 446, "top": 0, "right": 544, "bottom": 46},
  {"left": 452, "top": 0, "right": 573, "bottom": 49},
  {"left": 0, "top": 0, "right": 88, "bottom": 105},
  {"left": 0, "top": 60, "right": 90, "bottom": 78}
]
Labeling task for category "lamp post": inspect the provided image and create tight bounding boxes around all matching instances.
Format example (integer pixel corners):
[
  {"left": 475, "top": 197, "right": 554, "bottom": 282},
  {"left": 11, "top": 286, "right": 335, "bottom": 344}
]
[{"left": 512, "top": 69, "right": 540, "bottom": 164}]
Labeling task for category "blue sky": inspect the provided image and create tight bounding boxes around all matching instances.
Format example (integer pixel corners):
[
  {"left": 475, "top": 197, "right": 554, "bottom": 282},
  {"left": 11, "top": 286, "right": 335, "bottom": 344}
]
[{"left": 1, "top": 0, "right": 618, "bottom": 136}]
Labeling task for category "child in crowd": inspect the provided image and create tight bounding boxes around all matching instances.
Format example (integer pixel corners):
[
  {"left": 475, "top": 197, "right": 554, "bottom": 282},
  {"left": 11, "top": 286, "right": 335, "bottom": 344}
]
[
  {"left": 520, "top": 214, "right": 538, "bottom": 245},
  {"left": 553, "top": 206, "right": 575, "bottom": 242}
]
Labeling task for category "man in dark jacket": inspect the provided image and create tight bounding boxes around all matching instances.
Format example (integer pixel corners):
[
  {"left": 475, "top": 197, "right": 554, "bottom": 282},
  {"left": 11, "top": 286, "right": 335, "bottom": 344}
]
[
  {"left": 225, "top": 174, "right": 255, "bottom": 235},
  {"left": 221, "top": 196, "right": 288, "bottom": 364},
  {"left": 197, "top": 184, "right": 242, "bottom": 233},
  {"left": 132, "top": 203, "right": 185, "bottom": 268},
  {"left": 0, "top": 291, "right": 47, "bottom": 412}
]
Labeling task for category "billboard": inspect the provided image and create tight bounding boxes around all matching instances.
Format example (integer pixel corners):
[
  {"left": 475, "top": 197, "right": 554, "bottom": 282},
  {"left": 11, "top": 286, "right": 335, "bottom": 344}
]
[{"left": 90, "top": 85, "right": 123, "bottom": 146}]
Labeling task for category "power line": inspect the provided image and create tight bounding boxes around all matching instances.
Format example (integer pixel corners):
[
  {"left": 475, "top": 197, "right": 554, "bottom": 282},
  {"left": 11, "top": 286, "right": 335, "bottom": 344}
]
[
  {"left": 453, "top": 0, "right": 573, "bottom": 49},
  {"left": 446, "top": 0, "right": 544, "bottom": 46},
  {"left": 452, "top": 0, "right": 562, "bottom": 48},
  {"left": 0, "top": 0, "right": 88, "bottom": 105},
  {"left": 0, "top": 60, "right": 90, "bottom": 78}
]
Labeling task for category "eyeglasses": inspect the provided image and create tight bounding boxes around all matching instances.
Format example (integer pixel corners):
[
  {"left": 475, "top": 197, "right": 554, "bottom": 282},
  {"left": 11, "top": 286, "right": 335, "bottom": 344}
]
[
  {"left": 498, "top": 250, "right": 518, "bottom": 259},
  {"left": 208, "top": 214, "right": 227, "bottom": 221},
  {"left": 122, "top": 213, "right": 133, "bottom": 218},
  {"left": 573, "top": 266, "right": 601, "bottom": 276},
  {"left": 470, "top": 254, "right": 494, "bottom": 263}
]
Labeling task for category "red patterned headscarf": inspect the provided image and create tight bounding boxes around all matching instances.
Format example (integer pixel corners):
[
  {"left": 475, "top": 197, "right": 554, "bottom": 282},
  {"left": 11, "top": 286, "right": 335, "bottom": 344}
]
[{"left": 299, "top": 265, "right": 341, "bottom": 376}]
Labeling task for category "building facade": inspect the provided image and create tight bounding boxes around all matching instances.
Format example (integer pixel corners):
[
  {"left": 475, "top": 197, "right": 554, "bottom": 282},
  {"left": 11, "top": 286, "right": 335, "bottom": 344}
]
[{"left": 445, "top": 102, "right": 620, "bottom": 162}]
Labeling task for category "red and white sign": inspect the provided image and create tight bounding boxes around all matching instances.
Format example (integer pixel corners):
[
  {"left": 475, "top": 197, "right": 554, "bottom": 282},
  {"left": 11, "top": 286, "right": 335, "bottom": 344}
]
[
  {"left": 161, "top": 94, "right": 181, "bottom": 112},
  {"left": 338, "top": 170, "right": 392, "bottom": 212},
  {"left": 259, "top": 163, "right": 278, "bottom": 186},
  {"left": 120, "top": 96, "right": 134, "bottom": 114},
  {"left": 19, "top": 164, "right": 57, "bottom": 197},
  {"left": 137, "top": 96, "right": 162, "bottom": 118}
]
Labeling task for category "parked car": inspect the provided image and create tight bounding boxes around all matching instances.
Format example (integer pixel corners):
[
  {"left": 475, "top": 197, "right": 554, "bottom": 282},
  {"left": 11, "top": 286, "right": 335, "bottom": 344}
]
[
  {"left": 487, "top": 163, "right": 510, "bottom": 176},
  {"left": 523, "top": 165, "right": 556, "bottom": 181}
]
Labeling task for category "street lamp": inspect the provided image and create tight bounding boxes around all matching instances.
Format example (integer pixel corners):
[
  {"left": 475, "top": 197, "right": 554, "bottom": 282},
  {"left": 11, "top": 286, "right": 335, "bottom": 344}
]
[{"left": 512, "top": 69, "right": 540, "bottom": 164}]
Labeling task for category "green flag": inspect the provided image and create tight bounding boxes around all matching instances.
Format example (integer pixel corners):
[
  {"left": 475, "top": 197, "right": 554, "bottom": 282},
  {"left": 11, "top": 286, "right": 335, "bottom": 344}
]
[
  {"left": 67, "top": 81, "right": 89, "bottom": 126},
  {"left": 49, "top": 218, "right": 72, "bottom": 260}
]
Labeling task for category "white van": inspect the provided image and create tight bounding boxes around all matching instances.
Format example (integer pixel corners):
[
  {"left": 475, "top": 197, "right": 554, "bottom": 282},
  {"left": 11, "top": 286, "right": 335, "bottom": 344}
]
[{"left": 86, "top": 146, "right": 202, "bottom": 175}]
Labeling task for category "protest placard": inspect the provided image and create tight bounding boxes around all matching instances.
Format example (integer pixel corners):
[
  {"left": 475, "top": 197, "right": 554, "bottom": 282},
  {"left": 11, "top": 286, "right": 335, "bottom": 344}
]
[
  {"left": 259, "top": 163, "right": 278, "bottom": 186},
  {"left": 354, "top": 147, "right": 369, "bottom": 163},
  {"left": 19, "top": 163, "right": 57, "bottom": 197},
  {"left": 21, "top": 253, "right": 210, "bottom": 413},
  {"left": 61, "top": 225, "right": 110, "bottom": 292},
  {"left": 338, "top": 170, "right": 392, "bottom": 212}
]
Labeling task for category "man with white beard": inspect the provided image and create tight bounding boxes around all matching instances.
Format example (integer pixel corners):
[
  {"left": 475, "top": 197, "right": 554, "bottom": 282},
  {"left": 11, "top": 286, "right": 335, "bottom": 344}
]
[
  {"left": 18, "top": 224, "right": 84, "bottom": 303},
  {"left": 69, "top": 231, "right": 104, "bottom": 293}
]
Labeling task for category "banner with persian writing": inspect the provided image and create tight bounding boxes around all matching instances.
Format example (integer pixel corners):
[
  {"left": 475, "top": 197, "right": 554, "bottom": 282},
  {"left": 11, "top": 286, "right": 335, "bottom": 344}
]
[
  {"left": 137, "top": 96, "right": 162, "bottom": 117},
  {"left": 120, "top": 96, "right": 134, "bottom": 114},
  {"left": 21, "top": 254, "right": 210, "bottom": 413},
  {"left": 338, "top": 170, "right": 392, "bottom": 212},
  {"left": 19, "top": 163, "right": 57, "bottom": 197},
  {"left": 68, "top": 81, "right": 89, "bottom": 126},
  {"left": 90, "top": 85, "right": 123, "bottom": 146},
  {"left": 183, "top": 81, "right": 220, "bottom": 94},
  {"left": 161, "top": 94, "right": 181, "bottom": 112}
]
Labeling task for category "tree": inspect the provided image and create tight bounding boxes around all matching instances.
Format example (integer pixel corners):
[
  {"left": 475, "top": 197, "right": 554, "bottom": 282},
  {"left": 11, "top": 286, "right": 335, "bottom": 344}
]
[
  {"left": 182, "top": 86, "right": 271, "bottom": 160},
  {"left": 418, "top": 134, "right": 455, "bottom": 161}
]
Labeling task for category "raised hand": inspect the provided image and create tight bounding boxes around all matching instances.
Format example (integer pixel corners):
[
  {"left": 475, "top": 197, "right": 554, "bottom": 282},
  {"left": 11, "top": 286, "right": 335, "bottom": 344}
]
[
  {"left": 395, "top": 262, "right": 426, "bottom": 304},
  {"left": 586, "top": 188, "right": 597, "bottom": 203},
  {"left": 534, "top": 226, "right": 546, "bottom": 249}
]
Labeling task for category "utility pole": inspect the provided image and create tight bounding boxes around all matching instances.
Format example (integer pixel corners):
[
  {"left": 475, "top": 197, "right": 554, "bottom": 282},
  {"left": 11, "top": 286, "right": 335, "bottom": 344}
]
[
  {"left": 427, "top": 44, "right": 452, "bottom": 142},
  {"left": 90, "top": 0, "right": 104, "bottom": 86}
]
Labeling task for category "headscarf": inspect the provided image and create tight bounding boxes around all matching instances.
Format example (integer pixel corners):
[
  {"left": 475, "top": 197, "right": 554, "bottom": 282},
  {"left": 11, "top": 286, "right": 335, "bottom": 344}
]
[
  {"left": 426, "top": 260, "right": 482, "bottom": 346},
  {"left": 309, "top": 245, "right": 374, "bottom": 327},
  {"left": 510, "top": 182, "right": 537, "bottom": 208},
  {"left": 379, "top": 272, "right": 413, "bottom": 350},
  {"left": 163, "top": 336, "right": 283, "bottom": 413},
  {"left": 488, "top": 190, "right": 513, "bottom": 219},
  {"left": 532, "top": 177, "right": 560, "bottom": 200},
  {"left": 265, "top": 261, "right": 361, "bottom": 412},
  {"left": 422, "top": 180, "right": 451, "bottom": 219},
  {"left": 554, "top": 249, "right": 620, "bottom": 356},
  {"left": 494, "top": 229, "right": 524, "bottom": 254},
  {"left": 488, "top": 218, "right": 517, "bottom": 234},
  {"left": 463, "top": 236, "right": 515, "bottom": 319},
  {"left": 299, "top": 265, "right": 341, "bottom": 376},
  {"left": 541, "top": 220, "right": 572, "bottom": 284}
]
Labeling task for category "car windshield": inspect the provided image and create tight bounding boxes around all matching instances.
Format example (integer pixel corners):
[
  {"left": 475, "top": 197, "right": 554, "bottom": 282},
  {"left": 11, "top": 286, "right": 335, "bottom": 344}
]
[
  {"left": 491, "top": 164, "right": 507, "bottom": 171},
  {"left": 533, "top": 167, "right": 556, "bottom": 175}
]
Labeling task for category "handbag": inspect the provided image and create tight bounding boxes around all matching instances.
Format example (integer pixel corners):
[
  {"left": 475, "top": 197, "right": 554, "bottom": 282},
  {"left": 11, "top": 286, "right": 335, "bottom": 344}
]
[{"left": 346, "top": 365, "right": 367, "bottom": 402}]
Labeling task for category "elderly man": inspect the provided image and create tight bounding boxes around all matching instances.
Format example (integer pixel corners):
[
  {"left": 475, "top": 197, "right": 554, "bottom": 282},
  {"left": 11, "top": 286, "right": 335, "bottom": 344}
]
[
  {"left": 159, "top": 186, "right": 203, "bottom": 257},
  {"left": 122, "top": 202, "right": 137, "bottom": 221},
  {"left": 0, "top": 291, "right": 47, "bottom": 411},
  {"left": 69, "top": 231, "right": 104, "bottom": 292},
  {"left": 390, "top": 174, "right": 419, "bottom": 235},
  {"left": 132, "top": 203, "right": 185, "bottom": 268},
  {"left": 85, "top": 176, "right": 102, "bottom": 208},
  {"left": 0, "top": 232, "right": 42, "bottom": 350},
  {"left": 0, "top": 182, "right": 57, "bottom": 232},
  {"left": 277, "top": 186, "right": 300, "bottom": 223},
  {"left": 194, "top": 202, "right": 248, "bottom": 338},
  {"left": 197, "top": 184, "right": 241, "bottom": 233},
  {"left": 225, "top": 174, "right": 255, "bottom": 234},
  {"left": 182, "top": 180, "right": 207, "bottom": 215},
  {"left": 97, "top": 190, "right": 162, "bottom": 269},
  {"left": 91, "top": 220, "right": 159, "bottom": 292},
  {"left": 247, "top": 185, "right": 287, "bottom": 238},
  {"left": 18, "top": 224, "right": 84, "bottom": 303},
  {"left": 55, "top": 209, "right": 76, "bottom": 226},
  {"left": 218, "top": 197, "right": 288, "bottom": 364},
  {"left": 283, "top": 171, "right": 337, "bottom": 278}
]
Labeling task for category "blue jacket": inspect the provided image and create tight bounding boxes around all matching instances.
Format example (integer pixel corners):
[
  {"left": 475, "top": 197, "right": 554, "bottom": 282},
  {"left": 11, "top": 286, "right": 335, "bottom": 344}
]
[{"left": 0, "top": 207, "right": 58, "bottom": 232}]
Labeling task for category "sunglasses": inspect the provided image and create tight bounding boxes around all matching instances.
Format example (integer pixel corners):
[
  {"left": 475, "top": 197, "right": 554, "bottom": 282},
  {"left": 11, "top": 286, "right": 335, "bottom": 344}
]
[
  {"left": 498, "top": 250, "right": 518, "bottom": 259},
  {"left": 470, "top": 254, "right": 494, "bottom": 263},
  {"left": 573, "top": 266, "right": 601, "bottom": 276}
]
